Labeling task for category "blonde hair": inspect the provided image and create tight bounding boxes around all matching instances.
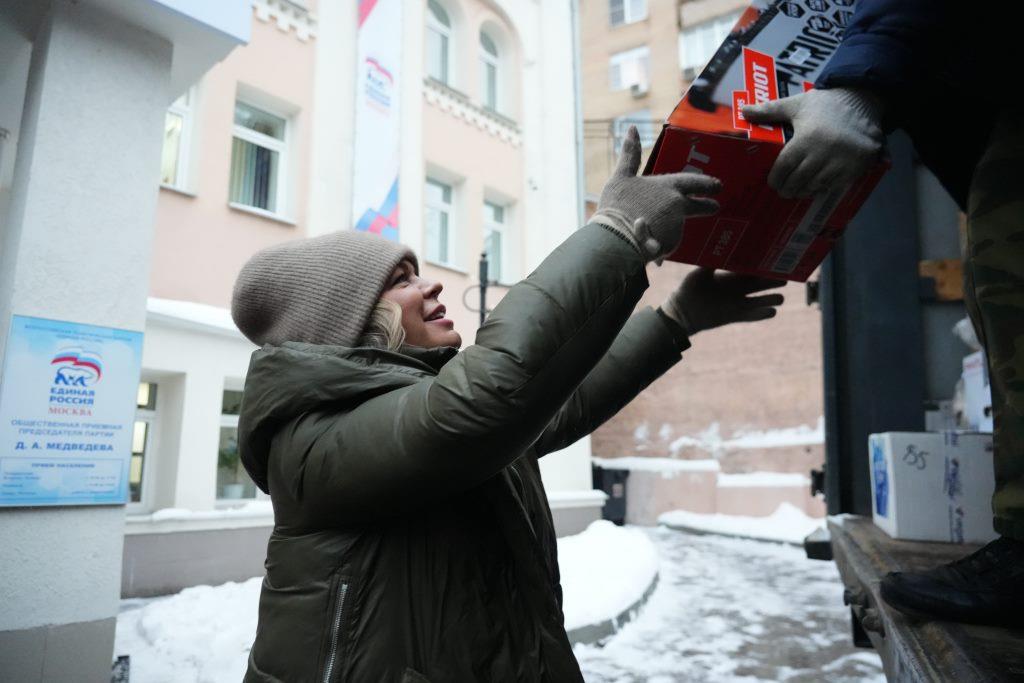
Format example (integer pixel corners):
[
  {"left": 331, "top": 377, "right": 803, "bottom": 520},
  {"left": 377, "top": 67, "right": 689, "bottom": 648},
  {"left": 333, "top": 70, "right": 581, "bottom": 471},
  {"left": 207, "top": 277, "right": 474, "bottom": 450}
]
[{"left": 359, "top": 299, "right": 406, "bottom": 350}]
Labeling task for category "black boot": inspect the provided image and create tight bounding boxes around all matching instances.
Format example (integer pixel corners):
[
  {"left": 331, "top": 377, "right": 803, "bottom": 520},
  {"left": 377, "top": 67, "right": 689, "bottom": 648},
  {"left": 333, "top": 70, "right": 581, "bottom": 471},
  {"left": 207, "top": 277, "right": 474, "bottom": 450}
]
[{"left": 880, "top": 536, "right": 1024, "bottom": 626}]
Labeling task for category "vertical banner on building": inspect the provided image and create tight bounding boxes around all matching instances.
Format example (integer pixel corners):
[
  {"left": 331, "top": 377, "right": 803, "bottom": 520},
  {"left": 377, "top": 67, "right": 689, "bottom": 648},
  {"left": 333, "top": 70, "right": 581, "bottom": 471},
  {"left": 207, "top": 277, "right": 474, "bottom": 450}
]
[
  {"left": 352, "top": 0, "right": 402, "bottom": 241},
  {"left": 0, "top": 316, "right": 143, "bottom": 506}
]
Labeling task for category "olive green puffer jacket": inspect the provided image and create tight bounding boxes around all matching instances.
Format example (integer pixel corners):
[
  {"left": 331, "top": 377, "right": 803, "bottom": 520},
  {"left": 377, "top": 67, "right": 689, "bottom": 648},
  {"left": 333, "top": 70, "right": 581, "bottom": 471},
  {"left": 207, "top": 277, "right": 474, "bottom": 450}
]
[{"left": 238, "top": 224, "right": 689, "bottom": 682}]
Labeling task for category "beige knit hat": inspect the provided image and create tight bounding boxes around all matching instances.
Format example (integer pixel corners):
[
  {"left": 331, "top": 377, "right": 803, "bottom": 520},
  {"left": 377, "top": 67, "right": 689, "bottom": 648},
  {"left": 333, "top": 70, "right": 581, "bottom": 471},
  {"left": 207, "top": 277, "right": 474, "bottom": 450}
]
[{"left": 231, "top": 230, "right": 417, "bottom": 347}]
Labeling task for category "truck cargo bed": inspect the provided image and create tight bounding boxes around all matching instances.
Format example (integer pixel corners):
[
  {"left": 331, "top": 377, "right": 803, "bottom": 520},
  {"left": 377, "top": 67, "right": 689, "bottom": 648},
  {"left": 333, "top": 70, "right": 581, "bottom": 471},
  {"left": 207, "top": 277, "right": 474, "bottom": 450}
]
[{"left": 828, "top": 515, "right": 1024, "bottom": 681}]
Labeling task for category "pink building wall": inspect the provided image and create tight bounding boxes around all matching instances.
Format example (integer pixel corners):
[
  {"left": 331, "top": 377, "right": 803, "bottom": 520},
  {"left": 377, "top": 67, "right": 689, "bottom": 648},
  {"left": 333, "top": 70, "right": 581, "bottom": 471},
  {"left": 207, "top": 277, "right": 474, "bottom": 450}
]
[{"left": 150, "top": 16, "right": 315, "bottom": 308}]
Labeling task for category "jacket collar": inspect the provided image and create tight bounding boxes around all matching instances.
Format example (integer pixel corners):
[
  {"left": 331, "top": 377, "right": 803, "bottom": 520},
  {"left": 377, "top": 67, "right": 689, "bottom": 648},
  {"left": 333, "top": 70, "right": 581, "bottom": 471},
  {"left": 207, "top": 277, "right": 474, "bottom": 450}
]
[{"left": 396, "top": 344, "right": 459, "bottom": 374}]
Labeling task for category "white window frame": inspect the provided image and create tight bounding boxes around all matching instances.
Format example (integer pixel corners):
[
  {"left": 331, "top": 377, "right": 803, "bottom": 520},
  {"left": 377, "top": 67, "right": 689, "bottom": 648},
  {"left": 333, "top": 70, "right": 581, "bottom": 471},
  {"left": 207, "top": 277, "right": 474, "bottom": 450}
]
[
  {"left": 128, "top": 382, "right": 159, "bottom": 513},
  {"left": 229, "top": 99, "right": 291, "bottom": 221},
  {"left": 613, "top": 109, "right": 657, "bottom": 152},
  {"left": 216, "top": 389, "right": 268, "bottom": 505},
  {"left": 479, "top": 31, "right": 500, "bottom": 112},
  {"left": 483, "top": 200, "right": 507, "bottom": 283},
  {"left": 161, "top": 86, "right": 196, "bottom": 192},
  {"left": 678, "top": 11, "right": 742, "bottom": 75},
  {"left": 426, "top": 0, "right": 454, "bottom": 85},
  {"left": 610, "top": 0, "right": 648, "bottom": 27},
  {"left": 609, "top": 46, "right": 650, "bottom": 92},
  {"left": 425, "top": 177, "right": 456, "bottom": 268}
]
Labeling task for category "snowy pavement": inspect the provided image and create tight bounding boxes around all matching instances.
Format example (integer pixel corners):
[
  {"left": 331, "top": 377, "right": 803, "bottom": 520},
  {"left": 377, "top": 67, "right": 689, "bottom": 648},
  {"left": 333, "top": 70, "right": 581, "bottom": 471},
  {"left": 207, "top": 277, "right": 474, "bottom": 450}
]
[
  {"left": 574, "top": 527, "right": 885, "bottom": 683},
  {"left": 116, "top": 524, "right": 884, "bottom": 682},
  {"left": 659, "top": 503, "right": 824, "bottom": 546}
]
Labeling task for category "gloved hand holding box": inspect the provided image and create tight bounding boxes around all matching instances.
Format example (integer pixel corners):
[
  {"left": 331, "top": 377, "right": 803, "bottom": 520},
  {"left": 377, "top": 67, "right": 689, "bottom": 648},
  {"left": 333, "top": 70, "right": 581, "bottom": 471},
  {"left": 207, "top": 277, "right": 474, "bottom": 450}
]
[{"left": 644, "top": 0, "right": 888, "bottom": 282}]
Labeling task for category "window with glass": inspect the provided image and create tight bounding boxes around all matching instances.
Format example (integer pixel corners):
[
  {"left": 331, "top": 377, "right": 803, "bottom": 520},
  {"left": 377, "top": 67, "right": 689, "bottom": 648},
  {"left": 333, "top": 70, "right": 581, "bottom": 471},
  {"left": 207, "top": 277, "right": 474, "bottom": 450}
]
[
  {"left": 161, "top": 89, "right": 194, "bottom": 189},
  {"left": 608, "top": 46, "right": 650, "bottom": 92},
  {"left": 610, "top": 0, "right": 647, "bottom": 27},
  {"left": 229, "top": 101, "right": 288, "bottom": 216},
  {"left": 426, "top": 0, "right": 452, "bottom": 84},
  {"left": 131, "top": 382, "right": 158, "bottom": 506},
  {"left": 425, "top": 178, "right": 455, "bottom": 266},
  {"left": 678, "top": 11, "right": 742, "bottom": 75},
  {"left": 613, "top": 109, "right": 657, "bottom": 152},
  {"left": 479, "top": 31, "right": 499, "bottom": 111},
  {"left": 483, "top": 201, "right": 506, "bottom": 283},
  {"left": 217, "top": 389, "right": 257, "bottom": 500}
]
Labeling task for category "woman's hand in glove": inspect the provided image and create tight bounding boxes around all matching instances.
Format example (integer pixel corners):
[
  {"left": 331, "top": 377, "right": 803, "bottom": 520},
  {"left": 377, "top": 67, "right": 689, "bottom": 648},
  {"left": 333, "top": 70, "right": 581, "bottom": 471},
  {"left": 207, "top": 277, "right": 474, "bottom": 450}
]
[
  {"left": 592, "top": 126, "right": 722, "bottom": 263},
  {"left": 742, "top": 87, "right": 885, "bottom": 198},
  {"left": 660, "top": 268, "right": 786, "bottom": 336}
]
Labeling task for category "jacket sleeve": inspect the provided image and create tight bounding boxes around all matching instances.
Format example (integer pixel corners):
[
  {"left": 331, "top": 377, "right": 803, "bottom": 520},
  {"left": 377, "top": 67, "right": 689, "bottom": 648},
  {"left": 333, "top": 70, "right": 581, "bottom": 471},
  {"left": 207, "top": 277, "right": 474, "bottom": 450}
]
[
  {"left": 532, "top": 307, "right": 688, "bottom": 457},
  {"left": 288, "top": 224, "right": 650, "bottom": 524},
  {"left": 816, "top": 0, "right": 953, "bottom": 95}
]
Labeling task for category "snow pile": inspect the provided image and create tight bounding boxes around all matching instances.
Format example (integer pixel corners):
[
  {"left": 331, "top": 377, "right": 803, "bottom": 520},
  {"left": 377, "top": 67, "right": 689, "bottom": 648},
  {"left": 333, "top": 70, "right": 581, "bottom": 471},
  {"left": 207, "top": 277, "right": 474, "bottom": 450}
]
[
  {"left": 142, "top": 501, "right": 274, "bottom": 523},
  {"left": 658, "top": 502, "right": 824, "bottom": 545},
  {"left": 115, "top": 520, "right": 659, "bottom": 679},
  {"left": 592, "top": 456, "right": 719, "bottom": 474},
  {"left": 558, "top": 520, "right": 659, "bottom": 630},
  {"left": 147, "top": 297, "right": 244, "bottom": 337},
  {"left": 723, "top": 417, "right": 825, "bottom": 450},
  {"left": 668, "top": 417, "right": 825, "bottom": 456},
  {"left": 717, "top": 471, "right": 810, "bottom": 488},
  {"left": 115, "top": 577, "right": 262, "bottom": 683}
]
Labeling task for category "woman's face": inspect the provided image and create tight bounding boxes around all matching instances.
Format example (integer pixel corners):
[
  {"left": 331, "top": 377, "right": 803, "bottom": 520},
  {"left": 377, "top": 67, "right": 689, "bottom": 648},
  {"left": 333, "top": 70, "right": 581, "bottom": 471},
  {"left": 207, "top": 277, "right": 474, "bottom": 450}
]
[{"left": 380, "top": 260, "right": 462, "bottom": 349}]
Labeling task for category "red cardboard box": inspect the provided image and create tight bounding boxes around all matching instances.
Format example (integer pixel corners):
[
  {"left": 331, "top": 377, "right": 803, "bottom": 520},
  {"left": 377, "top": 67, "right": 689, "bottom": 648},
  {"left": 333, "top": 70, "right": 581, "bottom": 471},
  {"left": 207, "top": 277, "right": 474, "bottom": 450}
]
[{"left": 644, "top": 0, "right": 887, "bottom": 282}]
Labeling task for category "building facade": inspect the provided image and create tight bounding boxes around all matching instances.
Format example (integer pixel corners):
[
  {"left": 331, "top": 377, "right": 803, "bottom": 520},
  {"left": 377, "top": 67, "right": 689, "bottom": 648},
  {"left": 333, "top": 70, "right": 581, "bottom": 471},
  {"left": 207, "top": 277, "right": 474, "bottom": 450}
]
[
  {"left": 0, "top": 1, "right": 251, "bottom": 678},
  {"left": 123, "top": 0, "right": 603, "bottom": 598},
  {"left": 581, "top": 0, "right": 827, "bottom": 519}
]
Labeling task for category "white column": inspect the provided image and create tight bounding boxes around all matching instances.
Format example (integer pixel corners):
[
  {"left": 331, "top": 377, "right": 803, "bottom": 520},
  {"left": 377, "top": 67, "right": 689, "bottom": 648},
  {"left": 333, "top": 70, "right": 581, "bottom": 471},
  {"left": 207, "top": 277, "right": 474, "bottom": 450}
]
[
  {"left": 398, "top": 0, "right": 425, "bottom": 255},
  {"left": 169, "top": 369, "right": 223, "bottom": 510},
  {"left": 0, "top": 2, "right": 172, "bottom": 679},
  {"left": 515, "top": 0, "right": 596, "bottom": 498},
  {"left": 307, "top": 0, "right": 358, "bottom": 238}
]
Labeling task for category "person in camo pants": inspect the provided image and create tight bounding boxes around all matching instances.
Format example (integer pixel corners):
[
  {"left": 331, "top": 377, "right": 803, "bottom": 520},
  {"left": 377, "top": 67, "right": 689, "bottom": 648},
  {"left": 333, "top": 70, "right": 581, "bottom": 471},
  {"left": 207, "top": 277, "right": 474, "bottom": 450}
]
[{"left": 742, "top": 0, "right": 1024, "bottom": 625}]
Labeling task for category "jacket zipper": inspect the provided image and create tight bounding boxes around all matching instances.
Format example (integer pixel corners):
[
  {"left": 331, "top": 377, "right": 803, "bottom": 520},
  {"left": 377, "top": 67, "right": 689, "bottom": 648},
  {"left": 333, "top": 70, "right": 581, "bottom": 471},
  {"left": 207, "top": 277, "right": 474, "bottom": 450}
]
[{"left": 322, "top": 581, "right": 349, "bottom": 683}]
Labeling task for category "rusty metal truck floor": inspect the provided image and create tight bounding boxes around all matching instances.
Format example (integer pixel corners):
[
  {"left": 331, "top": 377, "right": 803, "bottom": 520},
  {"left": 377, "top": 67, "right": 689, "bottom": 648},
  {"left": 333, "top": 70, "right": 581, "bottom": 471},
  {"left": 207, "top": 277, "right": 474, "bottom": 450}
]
[{"left": 829, "top": 515, "right": 1024, "bottom": 681}]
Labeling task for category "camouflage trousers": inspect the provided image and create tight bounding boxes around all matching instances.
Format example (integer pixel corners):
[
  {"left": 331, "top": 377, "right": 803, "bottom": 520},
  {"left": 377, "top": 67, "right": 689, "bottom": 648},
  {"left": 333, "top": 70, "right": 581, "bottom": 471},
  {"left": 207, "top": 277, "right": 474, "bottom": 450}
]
[{"left": 963, "top": 109, "right": 1024, "bottom": 540}]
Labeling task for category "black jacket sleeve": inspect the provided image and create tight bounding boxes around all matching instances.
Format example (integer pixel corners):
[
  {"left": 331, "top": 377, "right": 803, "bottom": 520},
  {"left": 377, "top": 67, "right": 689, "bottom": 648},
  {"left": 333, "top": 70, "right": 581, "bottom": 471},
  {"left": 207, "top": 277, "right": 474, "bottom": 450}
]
[
  {"left": 816, "top": 0, "right": 954, "bottom": 96},
  {"left": 290, "top": 224, "right": 650, "bottom": 523},
  {"left": 533, "top": 307, "right": 687, "bottom": 456}
]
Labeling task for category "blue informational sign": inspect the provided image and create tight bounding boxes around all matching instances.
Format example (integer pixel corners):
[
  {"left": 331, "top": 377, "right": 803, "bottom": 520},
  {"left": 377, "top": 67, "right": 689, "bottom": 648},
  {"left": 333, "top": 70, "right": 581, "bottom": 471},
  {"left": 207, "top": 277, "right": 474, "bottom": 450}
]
[{"left": 0, "top": 315, "right": 143, "bottom": 506}]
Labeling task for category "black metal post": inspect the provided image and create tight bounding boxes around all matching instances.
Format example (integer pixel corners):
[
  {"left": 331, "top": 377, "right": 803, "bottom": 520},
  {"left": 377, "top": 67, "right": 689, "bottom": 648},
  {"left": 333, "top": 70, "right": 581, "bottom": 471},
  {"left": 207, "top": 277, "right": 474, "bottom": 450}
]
[
  {"left": 820, "top": 133, "right": 927, "bottom": 516},
  {"left": 478, "top": 251, "right": 488, "bottom": 328}
]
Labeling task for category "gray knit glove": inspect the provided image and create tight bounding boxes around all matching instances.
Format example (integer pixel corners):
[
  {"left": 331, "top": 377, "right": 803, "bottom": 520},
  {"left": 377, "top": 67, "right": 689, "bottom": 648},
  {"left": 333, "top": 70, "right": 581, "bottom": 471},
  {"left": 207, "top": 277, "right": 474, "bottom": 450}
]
[
  {"left": 742, "top": 87, "right": 885, "bottom": 198},
  {"left": 660, "top": 268, "right": 785, "bottom": 336},
  {"left": 593, "top": 126, "right": 721, "bottom": 263}
]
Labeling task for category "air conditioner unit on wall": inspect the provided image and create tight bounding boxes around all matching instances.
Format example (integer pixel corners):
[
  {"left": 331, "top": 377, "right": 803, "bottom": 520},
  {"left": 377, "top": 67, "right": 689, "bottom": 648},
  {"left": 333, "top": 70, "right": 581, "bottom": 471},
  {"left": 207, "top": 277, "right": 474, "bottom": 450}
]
[
  {"left": 630, "top": 82, "right": 648, "bottom": 98},
  {"left": 682, "top": 66, "right": 698, "bottom": 82}
]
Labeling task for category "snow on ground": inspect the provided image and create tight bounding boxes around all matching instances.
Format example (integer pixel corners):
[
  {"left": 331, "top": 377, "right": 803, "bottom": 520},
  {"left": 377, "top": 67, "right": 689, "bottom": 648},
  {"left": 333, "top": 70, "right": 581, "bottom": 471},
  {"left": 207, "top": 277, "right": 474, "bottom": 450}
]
[
  {"left": 575, "top": 528, "right": 884, "bottom": 683},
  {"left": 559, "top": 521, "right": 659, "bottom": 630},
  {"left": 114, "top": 520, "right": 657, "bottom": 681},
  {"left": 659, "top": 503, "right": 824, "bottom": 545},
  {"left": 115, "top": 521, "right": 877, "bottom": 683},
  {"left": 115, "top": 577, "right": 261, "bottom": 683}
]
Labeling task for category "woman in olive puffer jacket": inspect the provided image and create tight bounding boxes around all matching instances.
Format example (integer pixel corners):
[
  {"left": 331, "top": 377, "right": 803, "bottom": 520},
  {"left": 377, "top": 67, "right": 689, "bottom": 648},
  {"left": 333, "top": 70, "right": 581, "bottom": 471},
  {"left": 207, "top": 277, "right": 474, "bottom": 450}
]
[{"left": 231, "top": 128, "right": 784, "bottom": 682}]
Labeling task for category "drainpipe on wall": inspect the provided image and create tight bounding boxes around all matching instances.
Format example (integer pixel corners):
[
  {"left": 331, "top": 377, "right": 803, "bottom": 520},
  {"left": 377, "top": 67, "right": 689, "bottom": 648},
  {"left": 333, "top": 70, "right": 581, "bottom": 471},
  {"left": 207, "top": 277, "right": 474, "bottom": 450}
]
[{"left": 569, "top": 0, "right": 585, "bottom": 228}]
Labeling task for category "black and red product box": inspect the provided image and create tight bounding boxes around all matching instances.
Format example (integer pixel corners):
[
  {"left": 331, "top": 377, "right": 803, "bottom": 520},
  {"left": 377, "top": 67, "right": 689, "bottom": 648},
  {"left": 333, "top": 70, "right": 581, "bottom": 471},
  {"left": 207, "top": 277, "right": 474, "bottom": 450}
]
[{"left": 644, "top": 0, "right": 887, "bottom": 281}]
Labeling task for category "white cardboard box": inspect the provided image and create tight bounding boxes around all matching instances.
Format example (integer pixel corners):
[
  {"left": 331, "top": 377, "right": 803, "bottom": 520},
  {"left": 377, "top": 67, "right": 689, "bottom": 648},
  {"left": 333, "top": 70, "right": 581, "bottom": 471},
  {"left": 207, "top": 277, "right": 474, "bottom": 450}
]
[
  {"left": 869, "top": 432, "right": 997, "bottom": 544},
  {"left": 962, "top": 351, "right": 993, "bottom": 432}
]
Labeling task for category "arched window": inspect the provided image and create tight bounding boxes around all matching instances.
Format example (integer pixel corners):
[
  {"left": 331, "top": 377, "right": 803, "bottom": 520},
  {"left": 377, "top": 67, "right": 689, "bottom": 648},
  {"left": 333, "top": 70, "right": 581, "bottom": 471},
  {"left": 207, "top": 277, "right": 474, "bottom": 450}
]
[
  {"left": 479, "top": 30, "right": 499, "bottom": 111},
  {"left": 427, "top": 0, "right": 452, "bottom": 84}
]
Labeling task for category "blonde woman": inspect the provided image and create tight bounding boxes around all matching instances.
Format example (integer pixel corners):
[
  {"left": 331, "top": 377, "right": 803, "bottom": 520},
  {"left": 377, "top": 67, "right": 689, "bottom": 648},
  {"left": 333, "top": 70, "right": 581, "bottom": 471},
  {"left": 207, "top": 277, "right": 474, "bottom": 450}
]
[{"left": 232, "top": 128, "right": 784, "bottom": 682}]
